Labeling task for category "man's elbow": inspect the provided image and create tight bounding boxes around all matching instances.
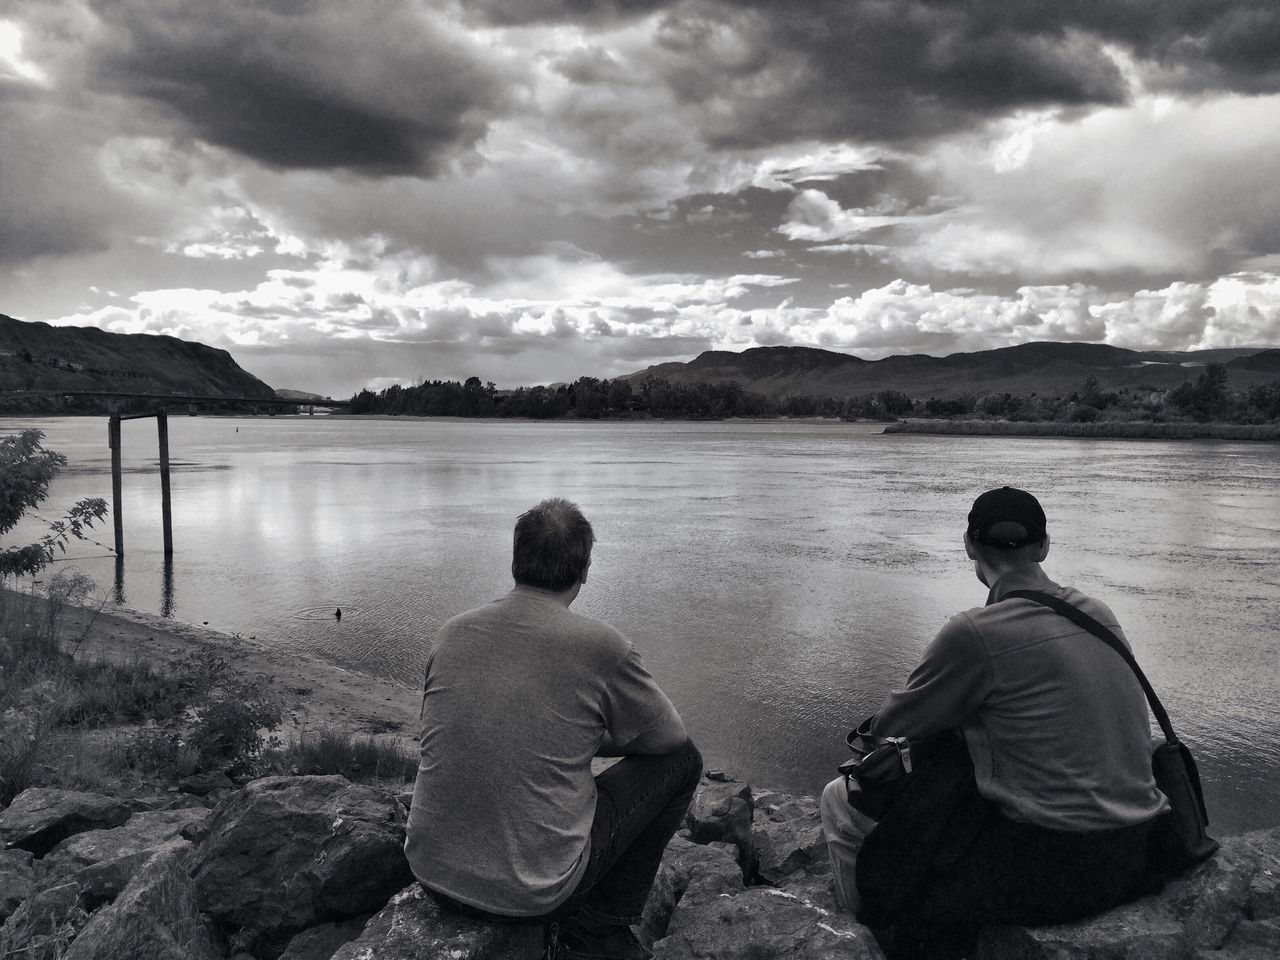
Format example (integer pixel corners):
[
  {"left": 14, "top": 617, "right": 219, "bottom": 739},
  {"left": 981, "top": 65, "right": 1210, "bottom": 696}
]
[{"left": 622, "top": 723, "right": 690, "bottom": 756}]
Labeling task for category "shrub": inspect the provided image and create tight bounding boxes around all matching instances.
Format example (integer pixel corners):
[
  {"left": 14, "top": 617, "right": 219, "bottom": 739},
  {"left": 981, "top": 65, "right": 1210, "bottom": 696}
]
[{"left": 177, "top": 647, "right": 285, "bottom": 777}]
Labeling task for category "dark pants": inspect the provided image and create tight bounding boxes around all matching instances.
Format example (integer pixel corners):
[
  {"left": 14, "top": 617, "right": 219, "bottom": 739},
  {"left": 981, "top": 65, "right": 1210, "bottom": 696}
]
[
  {"left": 856, "top": 735, "right": 1156, "bottom": 960},
  {"left": 435, "top": 738, "right": 703, "bottom": 927}
]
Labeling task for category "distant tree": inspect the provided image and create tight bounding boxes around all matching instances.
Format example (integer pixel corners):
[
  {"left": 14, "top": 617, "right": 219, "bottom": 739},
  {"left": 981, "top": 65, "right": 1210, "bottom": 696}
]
[
  {"left": 1, "top": 430, "right": 108, "bottom": 579},
  {"left": 1169, "top": 363, "right": 1232, "bottom": 421}
]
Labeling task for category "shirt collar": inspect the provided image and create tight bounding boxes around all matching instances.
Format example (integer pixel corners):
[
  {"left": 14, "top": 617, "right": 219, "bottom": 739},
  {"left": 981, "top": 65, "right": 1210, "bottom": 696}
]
[{"left": 984, "top": 564, "right": 1058, "bottom": 606}]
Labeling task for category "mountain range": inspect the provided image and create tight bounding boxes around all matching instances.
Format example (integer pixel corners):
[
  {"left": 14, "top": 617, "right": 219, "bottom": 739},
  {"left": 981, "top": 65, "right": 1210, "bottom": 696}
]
[
  {"left": 0, "top": 314, "right": 277, "bottom": 402},
  {"left": 4, "top": 311, "right": 1279, "bottom": 405},
  {"left": 625, "top": 342, "right": 1280, "bottom": 399}
]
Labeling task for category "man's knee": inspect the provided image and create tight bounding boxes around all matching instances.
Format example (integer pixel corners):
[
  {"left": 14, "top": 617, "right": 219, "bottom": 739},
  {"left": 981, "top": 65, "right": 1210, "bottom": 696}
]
[
  {"left": 672, "top": 737, "right": 703, "bottom": 793},
  {"left": 821, "top": 777, "right": 850, "bottom": 832}
]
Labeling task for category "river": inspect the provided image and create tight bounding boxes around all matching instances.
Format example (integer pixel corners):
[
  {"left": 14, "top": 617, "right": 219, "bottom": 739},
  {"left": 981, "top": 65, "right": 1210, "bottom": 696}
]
[{"left": 5, "top": 415, "right": 1279, "bottom": 834}]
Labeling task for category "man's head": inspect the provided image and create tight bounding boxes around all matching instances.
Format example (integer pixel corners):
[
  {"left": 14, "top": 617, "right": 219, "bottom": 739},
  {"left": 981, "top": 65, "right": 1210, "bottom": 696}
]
[
  {"left": 511, "top": 497, "right": 595, "bottom": 593},
  {"left": 964, "top": 486, "right": 1050, "bottom": 577}
]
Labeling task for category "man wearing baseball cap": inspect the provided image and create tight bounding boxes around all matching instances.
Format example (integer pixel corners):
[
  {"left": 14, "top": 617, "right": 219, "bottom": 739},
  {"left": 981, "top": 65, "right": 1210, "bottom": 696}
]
[{"left": 821, "top": 487, "right": 1168, "bottom": 959}]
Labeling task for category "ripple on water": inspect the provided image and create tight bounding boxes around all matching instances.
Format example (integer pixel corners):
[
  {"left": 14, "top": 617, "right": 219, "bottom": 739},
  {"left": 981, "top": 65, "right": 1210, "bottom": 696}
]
[{"left": 293, "top": 605, "right": 360, "bottom": 621}]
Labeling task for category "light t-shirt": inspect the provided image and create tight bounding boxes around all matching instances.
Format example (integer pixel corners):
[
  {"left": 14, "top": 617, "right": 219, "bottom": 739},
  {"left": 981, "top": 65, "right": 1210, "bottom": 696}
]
[{"left": 404, "top": 586, "right": 684, "bottom": 915}]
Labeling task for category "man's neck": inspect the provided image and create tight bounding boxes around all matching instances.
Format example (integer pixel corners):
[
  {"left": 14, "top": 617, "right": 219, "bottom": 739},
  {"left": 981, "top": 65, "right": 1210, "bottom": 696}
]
[
  {"left": 983, "top": 563, "right": 1053, "bottom": 604},
  {"left": 514, "top": 582, "right": 581, "bottom": 607}
]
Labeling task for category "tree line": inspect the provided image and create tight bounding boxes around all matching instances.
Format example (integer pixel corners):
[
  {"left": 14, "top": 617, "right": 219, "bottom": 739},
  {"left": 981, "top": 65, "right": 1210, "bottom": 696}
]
[{"left": 348, "top": 363, "right": 1280, "bottom": 424}]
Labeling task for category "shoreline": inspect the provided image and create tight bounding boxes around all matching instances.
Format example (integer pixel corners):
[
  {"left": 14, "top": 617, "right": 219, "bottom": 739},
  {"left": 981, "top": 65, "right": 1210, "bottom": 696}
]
[
  {"left": 45, "top": 595, "right": 422, "bottom": 753},
  {"left": 884, "top": 418, "right": 1280, "bottom": 441}
]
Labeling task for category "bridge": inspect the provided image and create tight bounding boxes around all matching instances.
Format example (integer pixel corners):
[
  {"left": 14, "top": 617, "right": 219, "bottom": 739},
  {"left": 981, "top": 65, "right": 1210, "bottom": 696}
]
[{"left": 0, "top": 389, "right": 350, "bottom": 409}]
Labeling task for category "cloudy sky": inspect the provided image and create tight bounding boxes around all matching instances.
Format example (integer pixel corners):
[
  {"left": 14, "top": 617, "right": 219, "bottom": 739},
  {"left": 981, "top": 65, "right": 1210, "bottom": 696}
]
[{"left": 2, "top": 0, "right": 1280, "bottom": 397}]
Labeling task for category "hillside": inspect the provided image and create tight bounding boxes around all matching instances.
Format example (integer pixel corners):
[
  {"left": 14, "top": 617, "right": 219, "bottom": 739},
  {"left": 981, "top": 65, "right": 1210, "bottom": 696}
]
[
  {"left": 625, "top": 341, "right": 1278, "bottom": 398},
  {"left": 0, "top": 314, "right": 277, "bottom": 410}
]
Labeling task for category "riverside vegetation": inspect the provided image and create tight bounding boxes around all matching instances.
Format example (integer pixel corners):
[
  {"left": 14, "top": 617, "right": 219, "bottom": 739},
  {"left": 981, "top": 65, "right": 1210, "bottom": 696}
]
[{"left": 346, "top": 363, "right": 1280, "bottom": 435}]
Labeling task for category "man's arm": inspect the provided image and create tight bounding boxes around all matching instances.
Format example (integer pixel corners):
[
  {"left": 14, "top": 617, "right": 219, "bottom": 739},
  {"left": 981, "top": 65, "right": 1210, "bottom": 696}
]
[
  {"left": 597, "top": 643, "right": 689, "bottom": 756},
  {"left": 597, "top": 714, "right": 689, "bottom": 757},
  {"left": 872, "top": 613, "right": 991, "bottom": 739}
]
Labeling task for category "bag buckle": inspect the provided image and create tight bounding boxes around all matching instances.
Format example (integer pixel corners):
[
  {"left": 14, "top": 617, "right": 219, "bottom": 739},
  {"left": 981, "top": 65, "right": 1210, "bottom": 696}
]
[{"left": 886, "top": 736, "right": 912, "bottom": 774}]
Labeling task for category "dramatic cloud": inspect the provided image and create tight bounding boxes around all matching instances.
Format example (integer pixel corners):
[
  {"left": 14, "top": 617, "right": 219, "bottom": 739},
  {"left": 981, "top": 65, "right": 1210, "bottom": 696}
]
[
  {"left": 2, "top": 0, "right": 1279, "bottom": 395},
  {"left": 87, "top": 0, "right": 517, "bottom": 175}
]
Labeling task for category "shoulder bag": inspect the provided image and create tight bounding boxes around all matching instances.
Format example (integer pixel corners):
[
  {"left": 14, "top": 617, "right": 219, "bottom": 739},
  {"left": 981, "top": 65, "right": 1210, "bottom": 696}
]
[{"left": 1005, "top": 589, "right": 1219, "bottom": 875}]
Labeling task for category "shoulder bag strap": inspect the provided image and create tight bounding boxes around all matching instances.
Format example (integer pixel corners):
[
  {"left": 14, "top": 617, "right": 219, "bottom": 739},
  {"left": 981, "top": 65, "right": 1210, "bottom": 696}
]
[{"left": 1003, "top": 589, "right": 1179, "bottom": 746}]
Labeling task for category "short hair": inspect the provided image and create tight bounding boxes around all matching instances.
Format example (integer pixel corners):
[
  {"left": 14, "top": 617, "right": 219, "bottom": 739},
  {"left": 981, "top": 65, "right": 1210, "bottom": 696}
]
[{"left": 511, "top": 498, "right": 595, "bottom": 591}]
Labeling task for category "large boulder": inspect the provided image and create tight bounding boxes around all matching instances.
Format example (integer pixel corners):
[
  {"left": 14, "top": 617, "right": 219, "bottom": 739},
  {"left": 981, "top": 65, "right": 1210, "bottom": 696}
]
[
  {"left": 752, "top": 793, "right": 828, "bottom": 884},
  {"left": 329, "top": 883, "right": 543, "bottom": 960},
  {"left": 684, "top": 777, "right": 754, "bottom": 865},
  {"left": 39, "top": 807, "right": 210, "bottom": 907},
  {"left": 0, "top": 788, "right": 131, "bottom": 856},
  {"left": 62, "top": 841, "right": 222, "bottom": 960},
  {"left": 278, "top": 917, "right": 370, "bottom": 960},
  {"left": 653, "top": 885, "right": 881, "bottom": 959},
  {"left": 0, "top": 847, "right": 35, "bottom": 920},
  {"left": 190, "top": 775, "right": 413, "bottom": 952},
  {"left": 977, "top": 828, "right": 1280, "bottom": 959},
  {"left": 639, "top": 836, "right": 745, "bottom": 948}
]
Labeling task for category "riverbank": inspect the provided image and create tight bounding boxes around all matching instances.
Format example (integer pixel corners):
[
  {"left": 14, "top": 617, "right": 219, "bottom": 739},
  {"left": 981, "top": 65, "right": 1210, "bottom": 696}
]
[
  {"left": 884, "top": 418, "right": 1280, "bottom": 440},
  {"left": 50, "top": 597, "right": 423, "bottom": 749}
]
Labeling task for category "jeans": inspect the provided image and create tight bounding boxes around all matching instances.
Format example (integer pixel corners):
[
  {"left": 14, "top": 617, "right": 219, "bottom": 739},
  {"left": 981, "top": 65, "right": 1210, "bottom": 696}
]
[{"left": 435, "top": 738, "right": 703, "bottom": 927}]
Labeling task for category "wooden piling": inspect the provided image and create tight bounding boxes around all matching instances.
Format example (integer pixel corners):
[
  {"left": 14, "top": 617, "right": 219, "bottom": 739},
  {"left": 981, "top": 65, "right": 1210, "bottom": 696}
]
[
  {"left": 157, "top": 410, "right": 173, "bottom": 555},
  {"left": 109, "top": 414, "right": 124, "bottom": 558}
]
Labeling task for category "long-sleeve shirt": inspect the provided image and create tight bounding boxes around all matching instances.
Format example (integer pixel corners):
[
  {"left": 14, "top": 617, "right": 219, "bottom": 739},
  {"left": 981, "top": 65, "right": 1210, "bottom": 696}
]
[{"left": 873, "top": 565, "right": 1169, "bottom": 831}]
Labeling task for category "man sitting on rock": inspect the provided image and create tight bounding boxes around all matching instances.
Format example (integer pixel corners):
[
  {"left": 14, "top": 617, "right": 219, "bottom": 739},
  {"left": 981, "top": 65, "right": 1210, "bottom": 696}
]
[
  {"left": 405, "top": 497, "right": 701, "bottom": 960},
  {"left": 821, "top": 486, "right": 1169, "bottom": 959}
]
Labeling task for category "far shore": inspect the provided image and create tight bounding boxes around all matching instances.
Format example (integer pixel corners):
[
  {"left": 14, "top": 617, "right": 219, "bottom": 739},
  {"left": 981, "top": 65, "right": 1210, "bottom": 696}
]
[{"left": 884, "top": 419, "right": 1280, "bottom": 441}]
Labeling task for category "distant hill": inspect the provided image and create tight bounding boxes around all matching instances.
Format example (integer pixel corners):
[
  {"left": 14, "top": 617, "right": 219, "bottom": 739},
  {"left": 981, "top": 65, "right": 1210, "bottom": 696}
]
[
  {"left": 625, "top": 342, "right": 1279, "bottom": 398},
  {"left": 0, "top": 314, "right": 277, "bottom": 408}
]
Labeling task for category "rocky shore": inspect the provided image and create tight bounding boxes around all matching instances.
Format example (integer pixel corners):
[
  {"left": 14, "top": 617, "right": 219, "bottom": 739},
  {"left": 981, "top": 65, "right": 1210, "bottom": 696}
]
[
  {"left": 4, "top": 604, "right": 1278, "bottom": 958},
  {"left": 2, "top": 770, "right": 1277, "bottom": 960}
]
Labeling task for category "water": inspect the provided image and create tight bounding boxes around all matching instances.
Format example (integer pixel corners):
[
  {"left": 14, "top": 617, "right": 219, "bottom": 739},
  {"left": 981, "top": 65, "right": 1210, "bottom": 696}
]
[{"left": 5, "top": 415, "right": 1279, "bottom": 834}]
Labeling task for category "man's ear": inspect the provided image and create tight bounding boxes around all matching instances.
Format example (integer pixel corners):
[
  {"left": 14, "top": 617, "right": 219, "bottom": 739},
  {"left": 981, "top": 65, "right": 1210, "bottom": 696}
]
[
  {"left": 963, "top": 531, "right": 977, "bottom": 560},
  {"left": 1034, "top": 533, "right": 1050, "bottom": 563}
]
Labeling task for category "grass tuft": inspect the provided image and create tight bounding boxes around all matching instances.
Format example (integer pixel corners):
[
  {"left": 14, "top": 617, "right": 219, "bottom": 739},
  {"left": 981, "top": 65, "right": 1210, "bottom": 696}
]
[{"left": 268, "top": 726, "right": 418, "bottom": 784}]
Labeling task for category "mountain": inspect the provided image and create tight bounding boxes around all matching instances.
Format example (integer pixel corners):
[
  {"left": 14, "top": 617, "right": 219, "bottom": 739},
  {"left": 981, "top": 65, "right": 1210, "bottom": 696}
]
[
  {"left": 0, "top": 314, "right": 277, "bottom": 405},
  {"left": 624, "top": 342, "right": 1278, "bottom": 399}
]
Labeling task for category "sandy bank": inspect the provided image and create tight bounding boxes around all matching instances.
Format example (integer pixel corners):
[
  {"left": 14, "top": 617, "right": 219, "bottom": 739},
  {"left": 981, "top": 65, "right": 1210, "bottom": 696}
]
[{"left": 51, "top": 597, "right": 422, "bottom": 751}]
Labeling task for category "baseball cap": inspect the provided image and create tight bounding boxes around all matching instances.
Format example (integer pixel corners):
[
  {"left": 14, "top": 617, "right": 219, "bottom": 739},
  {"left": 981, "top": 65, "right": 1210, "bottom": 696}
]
[{"left": 967, "top": 486, "right": 1047, "bottom": 549}]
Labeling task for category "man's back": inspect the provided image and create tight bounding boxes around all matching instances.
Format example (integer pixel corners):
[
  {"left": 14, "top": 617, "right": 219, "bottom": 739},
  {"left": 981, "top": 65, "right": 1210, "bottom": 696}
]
[
  {"left": 405, "top": 585, "right": 682, "bottom": 916},
  {"left": 875, "top": 568, "right": 1167, "bottom": 830}
]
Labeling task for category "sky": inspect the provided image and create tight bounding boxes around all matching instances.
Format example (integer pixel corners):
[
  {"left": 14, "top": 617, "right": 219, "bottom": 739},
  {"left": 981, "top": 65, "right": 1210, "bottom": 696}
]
[{"left": 2, "top": 1, "right": 1280, "bottom": 398}]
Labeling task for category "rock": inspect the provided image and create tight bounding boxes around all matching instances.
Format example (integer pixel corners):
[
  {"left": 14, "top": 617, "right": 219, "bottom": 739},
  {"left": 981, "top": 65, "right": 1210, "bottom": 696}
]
[
  {"left": 190, "top": 775, "right": 413, "bottom": 952},
  {"left": 0, "top": 881, "right": 90, "bottom": 960},
  {"left": 40, "top": 808, "right": 210, "bottom": 892},
  {"left": 330, "top": 882, "right": 542, "bottom": 960},
  {"left": 76, "top": 838, "right": 193, "bottom": 911},
  {"left": 752, "top": 793, "right": 828, "bottom": 884},
  {"left": 654, "top": 885, "right": 881, "bottom": 959},
  {"left": 685, "top": 778, "right": 754, "bottom": 865},
  {"left": 0, "top": 788, "right": 131, "bottom": 856},
  {"left": 976, "top": 829, "right": 1280, "bottom": 960},
  {"left": 0, "top": 846, "right": 35, "bottom": 920},
  {"left": 639, "top": 837, "right": 745, "bottom": 948},
  {"left": 279, "top": 916, "right": 370, "bottom": 960},
  {"left": 62, "top": 841, "right": 222, "bottom": 960},
  {"left": 179, "top": 770, "right": 237, "bottom": 796}
]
